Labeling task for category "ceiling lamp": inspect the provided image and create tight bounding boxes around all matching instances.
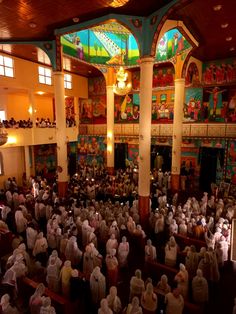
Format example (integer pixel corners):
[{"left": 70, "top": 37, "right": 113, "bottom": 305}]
[
  {"left": 226, "top": 36, "right": 232, "bottom": 41},
  {"left": 108, "top": 0, "right": 129, "bottom": 8},
  {"left": 221, "top": 23, "right": 229, "bottom": 28},
  {"left": 113, "top": 66, "right": 132, "bottom": 96}
]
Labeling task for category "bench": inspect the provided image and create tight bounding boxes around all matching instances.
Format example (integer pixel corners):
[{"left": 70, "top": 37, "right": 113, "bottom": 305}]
[
  {"left": 20, "top": 277, "right": 73, "bottom": 314},
  {"left": 145, "top": 261, "right": 203, "bottom": 314},
  {"left": 174, "top": 234, "right": 206, "bottom": 252}
]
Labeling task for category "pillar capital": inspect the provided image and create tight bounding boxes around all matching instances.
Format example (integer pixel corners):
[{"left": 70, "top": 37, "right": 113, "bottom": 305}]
[
  {"left": 139, "top": 56, "right": 155, "bottom": 65},
  {"left": 174, "top": 78, "right": 185, "bottom": 84}
]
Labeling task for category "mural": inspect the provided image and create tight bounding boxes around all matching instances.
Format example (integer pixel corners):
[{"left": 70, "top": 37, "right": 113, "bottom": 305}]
[
  {"left": 185, "top": 62, "right": 200, "bottom": 86},
  {"left": 156, "top": 28, "right": 191, "bottom": 62},
  {"left": 77, "top": 135, "right": 106, "bottom": 166},
  {"left": 184, "top": 88, "right": 203, "bottom": 122},
  {"left": 114, "top": 94, "right": 139, "bottom": 123},
  {"left": 132, "top": 66, "right": 175, "bottom": 91},
  {"left": 34, "top": 144, "right": 57, "bottom": 180},
  {"left": 203, "top": 58, "right": 236, "bottom": 85},
  {"left": 127, "top": 144, "right": 139, "bottom": 165},
  {"left": 65, "top": 97, "right": 75, "bottom": 119},
  {"left": 80, "top": 96, "right": 106, "bottom": 124},
  {"left": 226, "top": 140, "right": 236, "bottom": 184},
  {"left": 88, "top": 76, "right": 106, "bottom": 96},
  {"left": 61, "top": 22, "right": 139, "bottom": 66}
]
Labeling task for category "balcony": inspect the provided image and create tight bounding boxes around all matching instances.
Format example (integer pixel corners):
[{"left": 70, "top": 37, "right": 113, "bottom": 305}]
[{"left": 2, "top": 126, "right": 78, "bottom": 147}]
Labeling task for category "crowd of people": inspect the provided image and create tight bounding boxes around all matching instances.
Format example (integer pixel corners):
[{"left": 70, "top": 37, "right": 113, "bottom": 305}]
[
  {"left": 0, "top": 117, "right": 76, "bottom": 129},
  {"left": 0, "top": 166, "right": 235, "bottom": 314}
]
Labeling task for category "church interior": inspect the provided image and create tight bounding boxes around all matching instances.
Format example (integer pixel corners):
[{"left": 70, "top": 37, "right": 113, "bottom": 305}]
[{"left": 0, "top": 0, "right": 236, "bottom": 313}]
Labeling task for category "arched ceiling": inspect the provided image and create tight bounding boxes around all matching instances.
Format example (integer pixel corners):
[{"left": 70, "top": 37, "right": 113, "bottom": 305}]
[{"left": 0, "top": 0, "right": 235, "bottom": 76}]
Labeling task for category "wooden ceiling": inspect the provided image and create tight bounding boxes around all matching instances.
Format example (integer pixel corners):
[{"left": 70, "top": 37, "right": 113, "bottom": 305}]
[{"left": 0, "top": 0, "right": 235, "bottom": 76}]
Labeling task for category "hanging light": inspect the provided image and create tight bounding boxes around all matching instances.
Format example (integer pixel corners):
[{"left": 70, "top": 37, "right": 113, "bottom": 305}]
[{"left": 113, "top": 66, "right": 132, "bottom": 96}]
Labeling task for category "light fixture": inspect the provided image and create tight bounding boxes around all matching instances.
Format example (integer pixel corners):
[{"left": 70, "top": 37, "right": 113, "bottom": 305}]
[
  {"left": 36, "top": 91, "right": 45, "bottom": 95},
  {"left": 230, "top": 47, "right": 235, "bottom": 51},
  {"left": 28, "top": 106, "right": 37, "bottom": 115},
  {"left": 226, "top": 36, "right": 232, "bottom": 41},
  {"left": 7, "top": 136, "right": 16, "bottom": 144},
  {"left": 108, "top": 0, "right": 130, "bottom": 8},
  {"left": 213, "top": 4, "right": 222, "bottom": 11},
  {"left": 221, "top": 23, "right": 229, "bottom": 28},
  {"left": 113, "top": 66, "right": 132, "bottom": 96},
  {"left": 107, "top": 131, "right": 113, "bottom": 140}
]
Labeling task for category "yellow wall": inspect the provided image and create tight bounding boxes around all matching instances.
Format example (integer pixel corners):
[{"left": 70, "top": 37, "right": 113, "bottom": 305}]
[
  {"left": 7, "top": 94, "right": 30, "bottom": 120},
  {"left": 34, "top": 95, "right": 54, "bottom": 120},
  {"left": 0, "top": 146, "right": 25, "bottom": 188},
  {"left": 0, "top": 52, "right": 88, "bottom": 97}
]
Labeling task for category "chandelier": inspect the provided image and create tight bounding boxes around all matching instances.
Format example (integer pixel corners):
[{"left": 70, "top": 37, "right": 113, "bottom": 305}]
[
  {"left": 108, "top": 0, "right": 130, "bottom": 8},
  {"left": 113, "top": 66, "right": 132, "bottom": 96},
  {"left": 0, "top": 130, "right": 8, "bottom": 146}
]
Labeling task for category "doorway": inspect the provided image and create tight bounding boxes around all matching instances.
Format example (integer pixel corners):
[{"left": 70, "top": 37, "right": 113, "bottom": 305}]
[
  {"left": 151, "top": 145, "right": 172, "bottom": 172},
  {"left": 115, "top": 143, "right": 128, "bottom": 170},
  {"left": 199, "top": 147, "right": 224, "bottom": 192}
]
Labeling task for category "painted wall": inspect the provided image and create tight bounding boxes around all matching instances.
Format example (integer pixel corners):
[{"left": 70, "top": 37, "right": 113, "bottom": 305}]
[{"left": 0, "top": 146, "right": 25, "bottom": 188}]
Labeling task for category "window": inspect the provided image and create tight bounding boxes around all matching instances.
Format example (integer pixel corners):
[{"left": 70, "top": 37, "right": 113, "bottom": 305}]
[
  {"left": 0, "top": 55, "right": 14, "bottom": 77},
  {"left": 38, "top": 66, "right": 52, "bottom": 85},
  {"left": 64, "top": 73, "right": 72, "bottom": 89},
  {"left": 0, "top": 110, "right": 6, "bottom": 122}
]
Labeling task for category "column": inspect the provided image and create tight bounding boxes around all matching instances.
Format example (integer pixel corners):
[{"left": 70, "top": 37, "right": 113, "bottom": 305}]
[
  {"left": 24, "top": 146, "right": 31, "bottom": 180},
  {"left": 171, "top": 78, "right": 185, "bottom": 190},
  {"left": 74, "top": 96, "right": 80, "bottom": 129},
  {"left": 53, "top": 71, "right": 68, "bottom": 197},
  {"left": 138, "top": 57, "right": 154, "bottom": 226},
  {"left": 28, "top": 90, "right": 36, "bottom": 127},
  {"left": 106, "top": 68, "right": 115, "bottom": 174}
]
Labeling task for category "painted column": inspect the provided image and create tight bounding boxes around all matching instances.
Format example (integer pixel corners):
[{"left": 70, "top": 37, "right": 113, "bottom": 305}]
[
  {"left": 53, "top": 71, "right": 68, "bottom": 197},
  {"left": 24, "top": 145, "right": 31, "bottom": 180},
  {"left": 138, "top": 57, "right": 154, "bottom": 226},
  {"left": 171, "top": 78, "right": 185, "bottom": 190},
  {"left": 106, "top": 68, "right": 115, "bottom": 174}
]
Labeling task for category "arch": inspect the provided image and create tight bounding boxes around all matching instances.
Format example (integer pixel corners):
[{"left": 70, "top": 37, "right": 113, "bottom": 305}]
[{"left": 61, "top": 20, "right": 140, "bottom": 67}]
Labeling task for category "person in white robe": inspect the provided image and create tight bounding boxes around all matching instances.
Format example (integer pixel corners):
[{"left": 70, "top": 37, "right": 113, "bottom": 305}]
[
  {"left": 29, "top": 283, "right": 46, "bottom": 314},
  {"left": 90, "top": 266, "right": 106, "bottom": 305},
  {"left": 14, "top": 209, "right": 27, "bottom": 234},
  {"left": 0, "top": 294, "right": 19, "bottom": 314},
  {"left": 65, "top": 236, "right": 82, "bottom": 267},
  {"left": 98, "top": 298, "right": 113, "bottom": 314},
  {"left": 174, "top": 263, "right": 189, "bottom": 299},
  {"left": 144, "top": 239, "right": 157, "bottom": 262},
  {"left": 165, "top": 236, "right": 178, "bottom": 267},
  {"left": 165, "top": 287, "right": 184, "bottom": 314},
  {"left": 26, "top": 224, "right": 38, "bottom": 250},
  {"left": 129, "top": 269, "right": 145, "bottom": 301},
  {"left": 39, "top": 297, "right": 56, "bottom": 314},
  {"left": 118, "top": 236, "right": 129, "bottom": 267},
  {"left": 46, "top": 256, "right": 60, "bottom": 293},
  {"left": 106, "top": 234, "right": 118, "bottom": 254},
  {"left": 192, "top": 269, "right": 208, "bottom": 304},
  {"left": 106, "top": 286, "right": 122, "bottom": 314}
]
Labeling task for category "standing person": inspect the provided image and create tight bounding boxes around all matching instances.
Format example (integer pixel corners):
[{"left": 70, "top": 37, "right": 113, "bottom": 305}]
[
  {"left": 106, "top": 249, "right": 119, "bottom": 287},
  {"left": 90, "top": 266, "right": 106, "bottom": 306},
  {"left": 165, "top": 286, "right": 184, "bottom": 314},
  {"left": 29, "top": 283, "right": 45, "bottom": 314}
]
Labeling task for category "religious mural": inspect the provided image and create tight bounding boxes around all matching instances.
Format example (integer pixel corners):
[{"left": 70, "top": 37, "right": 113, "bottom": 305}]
[
  {"left": 202, "top": 58, "right": 236, "bottom": 85},
  {"left": 34, "top": 144, "right": 57, "bottom": 180},
  {"left": 156, "top": 28, "right": 191, "bottom": 62},
  {"left": 114, "top": 94, "right": 139, "bottom": 123},
  {"left": 61, "top": 22, "right": 139, "bottom": 66},
  {"left": 77, "top": 135, "right": 106, "bottom": 166},
  {"left": 132, "top": 66, "right": 175, "bottom": 91},
  {"left": 127, "top": 144, "right": 139, "bottom": 165},
  {"left": 185, "top": 62, "right": 200, "bottom": 86},
  {"left": 65, "top": 97, "right": 75, "bottom": 119},
  {"left": 80, "top": 97, "right": 106, "bottom": 124},
  {"left": 88, "top": 76, "right": 106, "bottom": 96},
  {"left": 226, "top": 140, "right": 236, "bottom": 185},
  {"left": 184, "top": 88, "right": 203, "bottom": 122}
]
